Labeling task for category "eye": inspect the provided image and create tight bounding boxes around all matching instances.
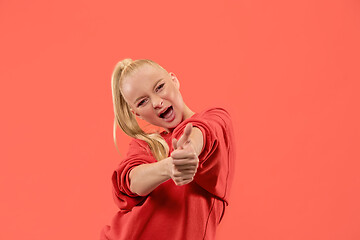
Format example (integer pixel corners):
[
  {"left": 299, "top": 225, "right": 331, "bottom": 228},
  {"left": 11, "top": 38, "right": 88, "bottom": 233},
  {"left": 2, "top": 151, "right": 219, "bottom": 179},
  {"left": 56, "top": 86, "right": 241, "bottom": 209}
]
[
  {"left": 155, "top": 83, "right": 165, "bottom": 92},
  {"left": 137, "top": 98, "right": 148, "bottom": 107}
]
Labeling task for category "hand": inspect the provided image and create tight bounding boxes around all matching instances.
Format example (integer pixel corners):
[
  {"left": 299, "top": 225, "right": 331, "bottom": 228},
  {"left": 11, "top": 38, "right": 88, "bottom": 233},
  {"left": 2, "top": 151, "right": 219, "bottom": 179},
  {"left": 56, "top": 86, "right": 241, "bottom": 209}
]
[{"left": 169, "top": 123, "right": 199, "bottom": 186}]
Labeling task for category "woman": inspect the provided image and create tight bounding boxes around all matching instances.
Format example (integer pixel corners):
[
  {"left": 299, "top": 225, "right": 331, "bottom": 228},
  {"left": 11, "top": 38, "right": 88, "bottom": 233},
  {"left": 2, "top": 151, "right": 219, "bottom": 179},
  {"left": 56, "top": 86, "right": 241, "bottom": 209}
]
[{"left": 101, "top": 58, "right": 236, "bottom": 240}]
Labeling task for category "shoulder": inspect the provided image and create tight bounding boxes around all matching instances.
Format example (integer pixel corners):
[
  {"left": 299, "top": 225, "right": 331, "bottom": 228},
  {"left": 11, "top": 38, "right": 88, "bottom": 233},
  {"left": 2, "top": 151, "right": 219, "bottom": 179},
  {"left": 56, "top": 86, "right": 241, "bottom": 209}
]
[
  {"left": 200, "top": 107, "right": 231, "bottom": 116},
  {"left": 127, "top": 137, "right": 152, "bottom": 157},
  {"left": 196, "top": 107, "right": 232, "bottom": 124},
  {"left": 129, "top": 137, "right": 146, "bottom": 148},
  {"left": 171, "top": 107, "right": 232, "bottom": 137}
]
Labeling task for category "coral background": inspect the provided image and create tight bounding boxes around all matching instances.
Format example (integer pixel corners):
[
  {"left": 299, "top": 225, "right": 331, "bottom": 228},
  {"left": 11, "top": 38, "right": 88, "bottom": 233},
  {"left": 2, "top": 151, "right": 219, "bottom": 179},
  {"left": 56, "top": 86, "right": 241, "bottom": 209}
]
[{"left": 1, "top": 0, "right": 359, "bottom": 239}]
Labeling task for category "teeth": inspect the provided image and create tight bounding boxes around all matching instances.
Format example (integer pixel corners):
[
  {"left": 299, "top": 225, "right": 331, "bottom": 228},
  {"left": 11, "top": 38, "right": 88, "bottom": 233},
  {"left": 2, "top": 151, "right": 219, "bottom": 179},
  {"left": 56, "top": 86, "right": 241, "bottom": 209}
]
[
  {"left": 160, "top": 106, "right": 171, "bottom": 118},
  {"left": 160, "top": 107, "right": 169, "bottom": 118}
]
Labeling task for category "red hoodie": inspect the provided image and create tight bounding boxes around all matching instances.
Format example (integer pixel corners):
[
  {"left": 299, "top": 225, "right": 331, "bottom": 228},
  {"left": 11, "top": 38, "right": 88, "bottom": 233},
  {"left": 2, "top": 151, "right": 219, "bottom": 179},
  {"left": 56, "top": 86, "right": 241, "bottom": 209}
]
[{"left": 100, "top": 107, "right": 236, "bottom": 240}]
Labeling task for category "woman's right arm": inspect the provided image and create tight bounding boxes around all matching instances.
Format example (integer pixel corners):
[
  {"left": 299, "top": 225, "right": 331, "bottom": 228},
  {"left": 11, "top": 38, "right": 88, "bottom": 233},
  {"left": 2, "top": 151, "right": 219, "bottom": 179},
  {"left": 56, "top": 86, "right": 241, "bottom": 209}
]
[
  {"left": 129, "top": 124, "right": 199, "bottom": 196},
  {"left": 128, "top": 157, "right": 172, "bottom": 196}
]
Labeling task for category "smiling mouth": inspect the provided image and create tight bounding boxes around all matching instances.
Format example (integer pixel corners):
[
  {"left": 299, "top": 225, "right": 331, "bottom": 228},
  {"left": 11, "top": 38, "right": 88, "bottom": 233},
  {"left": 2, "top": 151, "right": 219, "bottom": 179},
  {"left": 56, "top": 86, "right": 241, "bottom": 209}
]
[{"left": 159, "top": 106, "right": 173, "bottom": 118}]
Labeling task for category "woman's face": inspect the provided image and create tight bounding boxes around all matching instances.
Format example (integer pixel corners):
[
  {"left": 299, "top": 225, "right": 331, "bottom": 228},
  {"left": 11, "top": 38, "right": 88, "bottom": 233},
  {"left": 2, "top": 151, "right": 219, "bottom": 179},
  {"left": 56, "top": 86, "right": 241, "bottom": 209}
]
[{"left": 121, "top": 64, "right": 187, "bottom": 132}]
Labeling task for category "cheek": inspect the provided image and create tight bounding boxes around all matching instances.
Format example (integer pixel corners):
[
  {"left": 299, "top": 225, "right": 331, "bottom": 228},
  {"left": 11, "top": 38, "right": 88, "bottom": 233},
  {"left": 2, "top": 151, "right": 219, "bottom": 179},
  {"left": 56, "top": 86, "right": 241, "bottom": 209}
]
[
  {"left": 166, "top": 87, "right": 183, "bottom": 103},
  {"left": 174, "top": 91, "right": 184, "bottom": 106},
  {"left": 141, "top": 107, "right": 154, "bottom": 117}
]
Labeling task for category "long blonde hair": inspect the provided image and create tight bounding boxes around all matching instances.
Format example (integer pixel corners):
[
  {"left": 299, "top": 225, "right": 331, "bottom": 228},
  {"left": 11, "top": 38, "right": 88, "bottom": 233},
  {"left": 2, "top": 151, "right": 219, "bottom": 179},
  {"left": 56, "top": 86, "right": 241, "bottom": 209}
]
[{"left": 111, "top": 58, "right": 170, "bottom": 161}]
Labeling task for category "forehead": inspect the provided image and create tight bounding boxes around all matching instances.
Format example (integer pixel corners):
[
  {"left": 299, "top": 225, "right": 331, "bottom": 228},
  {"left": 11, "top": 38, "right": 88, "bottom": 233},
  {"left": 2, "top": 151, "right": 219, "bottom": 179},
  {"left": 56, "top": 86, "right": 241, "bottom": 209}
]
[{"left": 121, "top": 64, "right": 167, "bottom": 103}]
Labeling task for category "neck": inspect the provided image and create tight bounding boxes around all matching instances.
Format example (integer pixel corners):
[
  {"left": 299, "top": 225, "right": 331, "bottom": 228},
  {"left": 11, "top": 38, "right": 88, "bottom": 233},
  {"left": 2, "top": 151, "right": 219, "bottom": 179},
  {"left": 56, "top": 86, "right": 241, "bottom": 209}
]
[
  {"left": 163, "top": 104, "right": 195, "bottom": 133},
  {"left": 182, "top": 104, "right": 195, "bottom": 120}
]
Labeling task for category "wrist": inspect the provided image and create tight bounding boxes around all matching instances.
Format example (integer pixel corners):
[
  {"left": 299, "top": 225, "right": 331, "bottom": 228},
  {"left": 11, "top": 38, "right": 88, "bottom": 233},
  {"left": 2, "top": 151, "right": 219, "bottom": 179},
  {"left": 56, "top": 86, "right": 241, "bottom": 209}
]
[{"left": 161, "top": 157, "right": 173, "bottom": 179}]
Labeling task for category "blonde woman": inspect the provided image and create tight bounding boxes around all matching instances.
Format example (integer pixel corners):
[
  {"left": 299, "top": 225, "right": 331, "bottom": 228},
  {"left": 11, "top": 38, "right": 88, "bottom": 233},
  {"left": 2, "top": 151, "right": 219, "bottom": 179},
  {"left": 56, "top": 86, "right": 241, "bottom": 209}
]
[{"left": 101, "top": 59, "right": 236, "bottom": 240}]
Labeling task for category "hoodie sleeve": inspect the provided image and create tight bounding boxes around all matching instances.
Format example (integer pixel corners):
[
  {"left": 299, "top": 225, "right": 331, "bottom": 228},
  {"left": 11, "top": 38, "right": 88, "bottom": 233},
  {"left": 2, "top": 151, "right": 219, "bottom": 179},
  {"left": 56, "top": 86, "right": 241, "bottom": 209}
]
[
  {"left": 171, "top": 108, "right": 236, "bottom": 205},
  {"left": 111, "top": 139, "right": 157, "bottom": 212}
]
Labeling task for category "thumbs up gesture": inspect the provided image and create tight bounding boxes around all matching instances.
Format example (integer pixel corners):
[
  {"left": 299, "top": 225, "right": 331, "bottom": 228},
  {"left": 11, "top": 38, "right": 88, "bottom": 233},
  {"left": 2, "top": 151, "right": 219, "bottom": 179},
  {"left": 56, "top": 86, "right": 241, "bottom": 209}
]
[{"left": 169, "top": 123, "right": 200, "bottom": 186}]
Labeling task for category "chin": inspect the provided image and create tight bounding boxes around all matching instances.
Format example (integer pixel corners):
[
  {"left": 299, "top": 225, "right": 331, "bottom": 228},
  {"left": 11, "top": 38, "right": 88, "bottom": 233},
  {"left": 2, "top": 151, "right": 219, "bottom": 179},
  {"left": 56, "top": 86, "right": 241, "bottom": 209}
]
[{"left": 171, "top": 115, "right": 183, "bottom": 128}]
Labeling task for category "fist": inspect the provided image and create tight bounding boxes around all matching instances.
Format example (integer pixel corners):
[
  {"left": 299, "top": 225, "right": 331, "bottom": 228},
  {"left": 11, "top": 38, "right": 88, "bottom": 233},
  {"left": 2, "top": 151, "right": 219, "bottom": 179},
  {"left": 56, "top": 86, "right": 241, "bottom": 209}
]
[{"left": 169, "top": 123, "right": 199, "bottom": 186}]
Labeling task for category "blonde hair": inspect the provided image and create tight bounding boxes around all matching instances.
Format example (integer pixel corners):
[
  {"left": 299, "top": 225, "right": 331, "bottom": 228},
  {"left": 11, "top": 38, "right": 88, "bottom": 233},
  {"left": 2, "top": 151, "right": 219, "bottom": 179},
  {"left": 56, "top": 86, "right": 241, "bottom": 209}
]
[{"left": 111, "top": 58, "right": 170, "bottom": 161}]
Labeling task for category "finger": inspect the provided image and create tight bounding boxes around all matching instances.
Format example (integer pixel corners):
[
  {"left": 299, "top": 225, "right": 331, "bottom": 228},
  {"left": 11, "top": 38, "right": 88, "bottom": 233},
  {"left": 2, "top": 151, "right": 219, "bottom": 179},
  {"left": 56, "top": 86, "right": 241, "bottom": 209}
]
[
  {"left": 173, "top": 158, "right": 198, "bottom": 166},
  {"left": 172, "top": 166, "right": 195, "bottom": 175},
  {"left": 173, "top": 176, "right": 194, "bottom": 185},
  {"left": 173, "top": 167, "right": 196, "bottom": 176},
  {"left": 173, "top": 164, "right": 197, "bottom": 171},
  {"left": 175, "top": 169, "right": 196, "bottom": 175},
  {"left": 172, "top": 156, "right": 198, "bottom": 163},
  {"left": 181, "top": 179, "right": 193, "bottom": 185},
  {"left": 174, "top": 180, "right": 192, "bottom": 186},
  {"left": 173, "top": 172, "right": 195, "bottom": 179},
  {"left": 171, "top": 150, "right": 197, "bottom": 159},
  {"left": 173, "top": 170, "right": 184, "bottom": 177},
  {"left": 175, "top": 180, "right": 193, "bottom": 186},
  {"left": 174, "top": 165, "right": 197, "bottom": 172},
  {"left": 177, "top": 177, "right": 194, "bottom": 185},
  {"left": 177, "top": 123, "right": 193, "bottom": 148},
  {"left": 182, "top": 174, "right": 195, "bottom": 180},
  {"left": 172, "top": 138, "right": 178, "bottom": 150}
]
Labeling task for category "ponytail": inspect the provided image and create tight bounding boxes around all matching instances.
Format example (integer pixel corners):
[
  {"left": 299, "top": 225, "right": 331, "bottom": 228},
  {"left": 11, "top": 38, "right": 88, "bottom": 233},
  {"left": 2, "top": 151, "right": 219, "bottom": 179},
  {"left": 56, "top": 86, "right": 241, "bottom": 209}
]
[{"left": 111, "top": 58, "right": 169, "bottom": 161}]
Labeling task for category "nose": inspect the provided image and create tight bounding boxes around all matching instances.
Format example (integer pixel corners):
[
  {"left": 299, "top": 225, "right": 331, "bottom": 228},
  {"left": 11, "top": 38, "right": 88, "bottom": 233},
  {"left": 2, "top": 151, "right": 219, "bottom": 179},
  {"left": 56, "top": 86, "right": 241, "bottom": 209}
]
[{"left": 152, "top": 96, "right": 164, "bottom": 108}]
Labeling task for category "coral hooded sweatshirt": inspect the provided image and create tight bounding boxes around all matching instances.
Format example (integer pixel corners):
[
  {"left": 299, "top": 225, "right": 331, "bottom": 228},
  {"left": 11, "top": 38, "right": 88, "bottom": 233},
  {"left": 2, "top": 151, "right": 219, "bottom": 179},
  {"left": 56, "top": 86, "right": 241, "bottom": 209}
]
[{"left": 100, "top": 107, "right": 236, "bottom": 240}]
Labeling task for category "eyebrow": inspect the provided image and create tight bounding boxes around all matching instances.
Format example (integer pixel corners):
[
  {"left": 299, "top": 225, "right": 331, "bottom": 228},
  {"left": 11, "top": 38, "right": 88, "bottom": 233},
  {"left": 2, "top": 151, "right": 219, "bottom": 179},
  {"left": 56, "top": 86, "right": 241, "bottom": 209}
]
[{"left": 133, "top": 78, "right": 163, "bottom": 104}]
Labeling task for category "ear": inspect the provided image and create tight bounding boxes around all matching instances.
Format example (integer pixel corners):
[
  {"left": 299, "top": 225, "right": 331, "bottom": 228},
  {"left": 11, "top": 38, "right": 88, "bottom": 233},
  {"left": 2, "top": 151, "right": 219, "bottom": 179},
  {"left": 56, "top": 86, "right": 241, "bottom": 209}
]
[{"left": 169, "top": 72, "right": 180, "bottom": 89}]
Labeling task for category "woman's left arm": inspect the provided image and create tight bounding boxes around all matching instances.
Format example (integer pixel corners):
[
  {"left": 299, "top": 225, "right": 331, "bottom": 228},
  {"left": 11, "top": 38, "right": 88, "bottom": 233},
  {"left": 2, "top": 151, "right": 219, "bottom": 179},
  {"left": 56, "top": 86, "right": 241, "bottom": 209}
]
[{"left": 171, "top": 108, "right": 235, "bottom": 201}]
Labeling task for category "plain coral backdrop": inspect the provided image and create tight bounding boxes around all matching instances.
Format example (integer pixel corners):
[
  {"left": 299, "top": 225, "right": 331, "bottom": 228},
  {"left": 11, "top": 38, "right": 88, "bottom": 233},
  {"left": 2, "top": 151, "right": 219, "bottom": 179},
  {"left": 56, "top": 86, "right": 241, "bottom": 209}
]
[{"left": 1, "top": 0, "right": 359, "bottom": 239}]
